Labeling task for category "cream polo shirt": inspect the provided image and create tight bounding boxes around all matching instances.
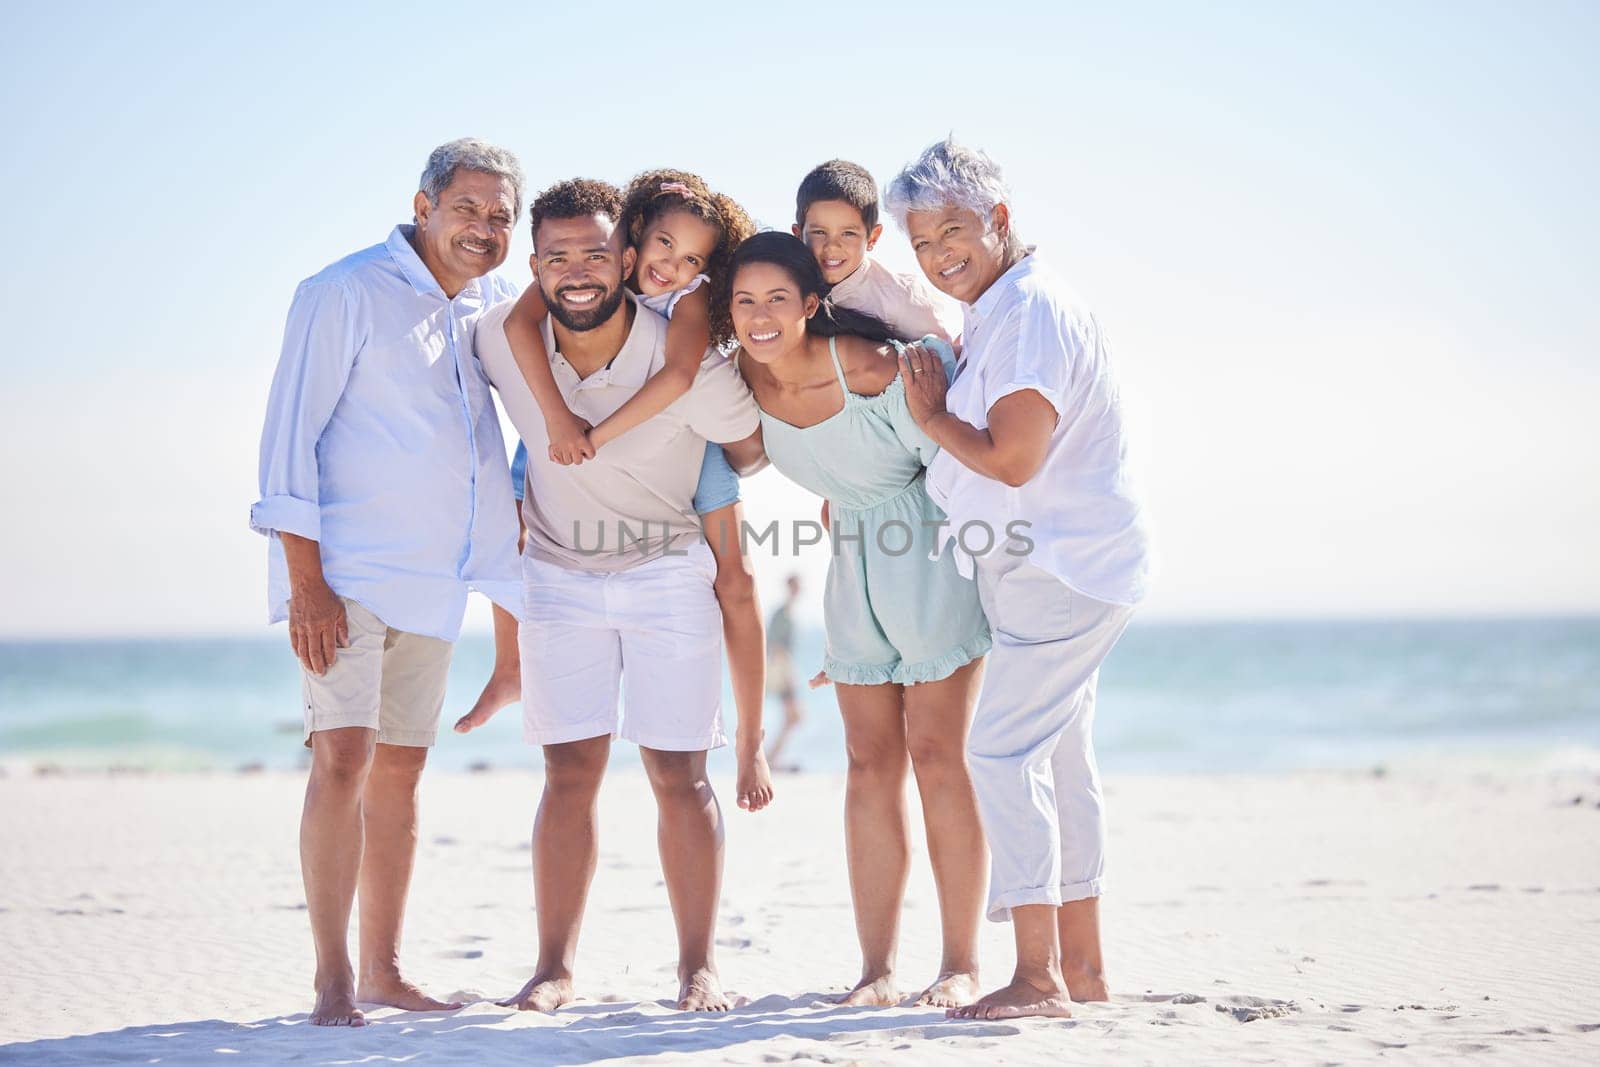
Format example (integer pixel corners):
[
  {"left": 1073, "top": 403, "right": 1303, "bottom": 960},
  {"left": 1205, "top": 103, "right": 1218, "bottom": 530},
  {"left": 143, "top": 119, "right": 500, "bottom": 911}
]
[
  {"left": 476, "top": 294, "right": 760, "bottom": 572},
  {"left": 925, "top": 252, "right": 1153, "bottom": 606},
  {"left": 828, "top": 255, "right": 962, "bottom": 344}
]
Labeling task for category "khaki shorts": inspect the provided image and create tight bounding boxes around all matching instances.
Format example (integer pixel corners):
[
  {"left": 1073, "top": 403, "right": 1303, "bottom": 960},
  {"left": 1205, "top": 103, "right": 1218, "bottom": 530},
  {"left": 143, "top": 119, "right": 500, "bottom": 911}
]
[{"left": 300, "top": 598, "right": 454, "bottom": 748}]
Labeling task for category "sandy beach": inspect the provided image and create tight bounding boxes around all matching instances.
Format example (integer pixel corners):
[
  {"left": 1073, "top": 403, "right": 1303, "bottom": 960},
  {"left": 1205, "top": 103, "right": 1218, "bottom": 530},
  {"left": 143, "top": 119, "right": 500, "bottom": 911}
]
[{"left": 2, "top": 766, "right": 1597, "bottom": 1064}]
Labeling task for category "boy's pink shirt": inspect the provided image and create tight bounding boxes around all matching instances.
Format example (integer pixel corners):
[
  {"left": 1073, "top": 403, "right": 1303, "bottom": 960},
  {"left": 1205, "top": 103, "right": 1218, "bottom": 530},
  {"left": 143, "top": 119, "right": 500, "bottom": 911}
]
[{"left": 827, "top": 255, "right": 962, "bottom": 344}]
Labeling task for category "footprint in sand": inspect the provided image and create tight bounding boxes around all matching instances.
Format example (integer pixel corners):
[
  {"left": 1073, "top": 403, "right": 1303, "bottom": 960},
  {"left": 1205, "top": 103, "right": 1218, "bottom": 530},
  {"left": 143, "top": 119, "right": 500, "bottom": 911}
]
[{"left": 1214, "top": 996, "right": 1298, "bottom": 1023}]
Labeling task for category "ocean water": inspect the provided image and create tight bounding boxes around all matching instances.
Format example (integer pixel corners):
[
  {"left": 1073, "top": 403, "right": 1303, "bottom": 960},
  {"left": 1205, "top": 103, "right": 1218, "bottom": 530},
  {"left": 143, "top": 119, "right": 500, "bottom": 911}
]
[{"left": 2, "top": 618, "right": 1597, "bottom": 776}]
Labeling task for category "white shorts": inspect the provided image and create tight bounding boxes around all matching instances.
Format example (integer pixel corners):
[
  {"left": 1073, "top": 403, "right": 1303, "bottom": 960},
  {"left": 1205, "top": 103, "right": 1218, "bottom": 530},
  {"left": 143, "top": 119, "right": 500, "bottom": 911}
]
[{"left": 519, "top": 542, "right": 726, "bottom": 751}]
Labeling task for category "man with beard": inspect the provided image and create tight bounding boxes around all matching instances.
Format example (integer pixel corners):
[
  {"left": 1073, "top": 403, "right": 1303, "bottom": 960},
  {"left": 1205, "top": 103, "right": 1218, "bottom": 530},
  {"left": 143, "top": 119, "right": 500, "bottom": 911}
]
[
  {"left": 474, "top": 178, "right": 764, "bottom": 1013},
  {"left": 252, "top": 139, "right": 525, "bottom": 1026}
]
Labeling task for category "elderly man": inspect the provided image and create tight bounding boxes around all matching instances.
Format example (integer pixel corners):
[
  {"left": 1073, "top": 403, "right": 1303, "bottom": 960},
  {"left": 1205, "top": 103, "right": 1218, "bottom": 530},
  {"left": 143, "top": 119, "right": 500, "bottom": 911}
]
[
  {"left": 891, "top": 137, "right": 1153, "bottom": 1021},
  {"left": 251, "top": 138, "right": 525, "bottom": 1026},
  {"left": 473, "top": 178, "right": 764, "bottom": 1013}
]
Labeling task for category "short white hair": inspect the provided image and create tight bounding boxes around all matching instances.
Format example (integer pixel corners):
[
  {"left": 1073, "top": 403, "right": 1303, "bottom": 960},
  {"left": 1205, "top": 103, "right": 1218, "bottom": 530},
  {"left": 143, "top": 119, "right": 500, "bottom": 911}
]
[
  {"left": 884, "top": 136, "right": 1019, "bottom": 248},
  {"left": 419, "top": 137, "right": 525, "bottom": 217}
]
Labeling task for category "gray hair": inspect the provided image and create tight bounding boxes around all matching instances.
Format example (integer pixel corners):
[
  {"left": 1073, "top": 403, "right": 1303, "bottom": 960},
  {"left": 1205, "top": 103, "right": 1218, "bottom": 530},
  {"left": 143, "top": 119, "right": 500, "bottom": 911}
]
[
  {"left": 418, "top": 137, "right": 526, "bottom": 217},
  {"left": 884, "top": 135, "right": 1023, "bottom": 252}
]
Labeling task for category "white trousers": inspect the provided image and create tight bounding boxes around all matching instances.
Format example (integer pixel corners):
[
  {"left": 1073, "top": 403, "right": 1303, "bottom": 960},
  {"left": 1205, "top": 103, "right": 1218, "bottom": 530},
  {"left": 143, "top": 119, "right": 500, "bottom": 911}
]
[{"left": 970, "top": 555, "right": 1134, "bottom": 922}]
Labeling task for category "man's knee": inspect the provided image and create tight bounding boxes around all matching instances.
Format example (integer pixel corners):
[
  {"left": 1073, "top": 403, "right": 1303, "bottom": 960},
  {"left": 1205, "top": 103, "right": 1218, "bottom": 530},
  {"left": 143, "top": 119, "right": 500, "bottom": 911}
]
[
  {"left": 640, "top": 748, "right": 708, "bottom": 796},
  {"left": 543, "top": 737, "right": 610, "bottom": 793},
  {"left": 369, "top": 743, "right": 429, "bottom": 787},
  {"left": 310, "top": 727, "right": 376, "bottom": 790}
]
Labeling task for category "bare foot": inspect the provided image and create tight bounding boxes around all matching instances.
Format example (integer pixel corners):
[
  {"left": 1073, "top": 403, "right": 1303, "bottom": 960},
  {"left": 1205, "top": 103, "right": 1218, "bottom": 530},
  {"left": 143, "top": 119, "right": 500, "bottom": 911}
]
[
  {"left": 915, "top": 970, "right": 980, "bottom": 1008},
  {"left": 678, "top": 967, "right": 731, "bottom": 1012},
  {"left": 1065, "top": 970, "right": 1110, "bottom": 1002},
  {"left": 839, "top": 972, "right": 900, "bottom": 1007},
  {"left": 310, "top": 975, "right": 367, "bottom": 1027},
  {"left": 356, "top": 970, "right": 463, "bottom": 1012},
  {"left": 499, "top": 972, "right": 575, "bottom": 1013},
  {"left": 453, "top": 668, "right": 520, "bottom": 733},
  {"left": 947, "top": 974, "right": 1073, "bottom": 1020}
]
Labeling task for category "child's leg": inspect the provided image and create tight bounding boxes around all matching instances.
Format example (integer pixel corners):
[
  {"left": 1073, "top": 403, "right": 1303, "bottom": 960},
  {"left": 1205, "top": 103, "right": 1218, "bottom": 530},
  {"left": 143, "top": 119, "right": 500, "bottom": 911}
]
[
  {"left": 454, "top": 602, "right": 520, "bottom": 733},
  {"left": 457, "top": 489, "right": 527, "bottom": 735}
]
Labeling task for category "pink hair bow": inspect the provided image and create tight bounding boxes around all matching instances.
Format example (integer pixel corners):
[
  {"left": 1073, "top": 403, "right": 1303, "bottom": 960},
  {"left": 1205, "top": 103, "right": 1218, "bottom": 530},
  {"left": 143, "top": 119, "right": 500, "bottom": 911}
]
[{"left": 659, "top": 181, "right": 692, "bottom": 197}]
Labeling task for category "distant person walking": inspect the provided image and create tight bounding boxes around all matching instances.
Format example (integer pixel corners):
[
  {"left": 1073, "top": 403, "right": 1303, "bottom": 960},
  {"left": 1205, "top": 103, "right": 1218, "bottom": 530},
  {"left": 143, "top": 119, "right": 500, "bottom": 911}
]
[
  {"left": 251, "top": 139, "right": 525, "bottom": 1027},
  {"left": 890, "top": 137, "right": 1153, "bottom": 1020},
  {"left": 764, "top": 574, "right": 805, "bottom": 769}
]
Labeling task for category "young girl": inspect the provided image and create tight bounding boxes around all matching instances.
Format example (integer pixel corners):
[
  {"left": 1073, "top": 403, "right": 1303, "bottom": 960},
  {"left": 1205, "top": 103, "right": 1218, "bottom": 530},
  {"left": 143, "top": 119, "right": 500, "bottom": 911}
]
[
  {"left": 726, "top": 231, "right": 992, "bottom": 1009},
  {"left": 458, "top": 171, "right": 774, "bottom": 813}
]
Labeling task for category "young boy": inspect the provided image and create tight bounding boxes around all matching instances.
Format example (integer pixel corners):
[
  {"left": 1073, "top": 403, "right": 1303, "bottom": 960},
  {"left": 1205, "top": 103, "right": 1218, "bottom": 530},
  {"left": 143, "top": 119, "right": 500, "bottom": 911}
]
[{"left": 793, "top": 159, "right": 961, "bottom": 343}]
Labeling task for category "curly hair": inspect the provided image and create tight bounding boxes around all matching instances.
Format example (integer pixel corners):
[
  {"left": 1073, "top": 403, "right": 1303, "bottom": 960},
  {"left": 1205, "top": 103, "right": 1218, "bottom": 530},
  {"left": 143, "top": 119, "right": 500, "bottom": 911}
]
[
  {"left": 527, "top": 177, "right": 624, "bottom": 247},
  {"left": 619, "top": 168, "right": 755, "bottom": 348}
]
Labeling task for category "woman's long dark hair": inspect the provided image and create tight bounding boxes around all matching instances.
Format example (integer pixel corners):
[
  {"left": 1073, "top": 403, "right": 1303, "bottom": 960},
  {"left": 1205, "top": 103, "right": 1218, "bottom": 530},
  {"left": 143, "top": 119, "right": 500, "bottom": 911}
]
[{"left": 726, "top": 231, "right": 895, "bottom": 343}]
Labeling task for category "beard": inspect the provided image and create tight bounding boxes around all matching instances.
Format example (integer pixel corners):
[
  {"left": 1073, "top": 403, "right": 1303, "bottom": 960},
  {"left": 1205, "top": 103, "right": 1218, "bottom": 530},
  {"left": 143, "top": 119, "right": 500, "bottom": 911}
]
[{"left": 543, "top": 280, "right": 627, "bottom": 332}]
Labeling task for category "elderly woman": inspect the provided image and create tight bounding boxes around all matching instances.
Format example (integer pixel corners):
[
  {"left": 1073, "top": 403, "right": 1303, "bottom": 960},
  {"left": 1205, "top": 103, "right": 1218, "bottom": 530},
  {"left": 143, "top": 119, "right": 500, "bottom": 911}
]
[{"left": 889, "top": 137, "right": 1153, "bottom": 1021}]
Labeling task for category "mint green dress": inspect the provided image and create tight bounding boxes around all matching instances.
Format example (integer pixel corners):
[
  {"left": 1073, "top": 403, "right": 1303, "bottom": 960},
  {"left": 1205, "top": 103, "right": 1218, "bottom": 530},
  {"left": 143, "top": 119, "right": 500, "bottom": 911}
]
[{"left": 753, "top": 336, "right": 991, "bottom": 686}]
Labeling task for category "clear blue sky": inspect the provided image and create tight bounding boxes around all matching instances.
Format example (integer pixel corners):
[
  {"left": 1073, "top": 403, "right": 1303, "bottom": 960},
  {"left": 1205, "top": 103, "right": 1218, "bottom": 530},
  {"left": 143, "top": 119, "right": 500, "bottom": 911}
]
[{"left": 2, "top": 1, "right": 1596, "bottom": 635}]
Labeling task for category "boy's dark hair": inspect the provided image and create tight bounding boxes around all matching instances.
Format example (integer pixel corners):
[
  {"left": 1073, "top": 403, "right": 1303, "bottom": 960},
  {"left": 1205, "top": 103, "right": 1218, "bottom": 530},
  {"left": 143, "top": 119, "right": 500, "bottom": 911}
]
[
  {"left": 619, "top": 169, "right": 756, "bottom": 347},
  {"left": 794, "top": 159, "right": 879, "bottom": 231},
  {"left": 728, "top": 232, "right": 894, "bottom": 343},
  {"left": 528, "top": 178, "right": 624, "bottom": 247}
]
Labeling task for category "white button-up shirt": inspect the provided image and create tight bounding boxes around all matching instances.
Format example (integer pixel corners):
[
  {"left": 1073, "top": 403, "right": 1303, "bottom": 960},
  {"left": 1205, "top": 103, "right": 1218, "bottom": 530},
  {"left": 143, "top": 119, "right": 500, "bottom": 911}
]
[
  {"left": 251, "top": 225, "right": 522, "bottom": 640},
  {"left": 926, "top": 252, "right": 1153, "bottom": 606}
]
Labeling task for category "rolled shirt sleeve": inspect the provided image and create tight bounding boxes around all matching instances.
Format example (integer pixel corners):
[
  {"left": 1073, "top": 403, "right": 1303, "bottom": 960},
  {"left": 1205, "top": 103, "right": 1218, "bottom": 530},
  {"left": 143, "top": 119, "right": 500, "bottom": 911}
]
[
  {"left": 683, "top": 352, "right": 761, "bottom": 444},
  {"left": 981, "top": 301, "right": 1074, "bottom": 418},
  {"left": 250, "top": 279, "right": 361, "bottom": 541}
]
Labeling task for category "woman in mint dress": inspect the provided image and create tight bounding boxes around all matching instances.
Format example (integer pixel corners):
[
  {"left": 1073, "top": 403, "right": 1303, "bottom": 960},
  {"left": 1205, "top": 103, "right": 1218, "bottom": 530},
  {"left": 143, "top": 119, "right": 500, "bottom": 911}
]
[{"left": 726, "top": 232, "right": 990, "bottom": 1010}]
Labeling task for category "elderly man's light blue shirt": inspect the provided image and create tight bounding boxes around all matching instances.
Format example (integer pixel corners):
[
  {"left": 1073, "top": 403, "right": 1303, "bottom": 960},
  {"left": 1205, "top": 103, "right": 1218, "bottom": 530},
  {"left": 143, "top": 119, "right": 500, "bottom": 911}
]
[{"left": 251, "top": 225, "right": 522, "bottom": 641}]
